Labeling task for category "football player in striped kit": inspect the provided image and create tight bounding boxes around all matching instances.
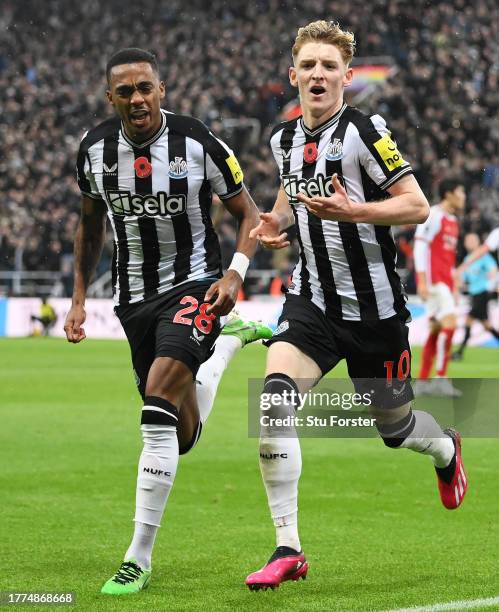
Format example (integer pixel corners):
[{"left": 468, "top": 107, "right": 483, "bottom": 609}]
[
  {"left": 246, "top": 21, "right": 467, "bottom": 591},
  {"left": 64, "top": 48, "right": 272, "bottom": 595}
]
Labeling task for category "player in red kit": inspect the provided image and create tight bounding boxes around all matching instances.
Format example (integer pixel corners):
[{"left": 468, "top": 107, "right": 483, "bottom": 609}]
[{"left": 413, "top": 179, "right": 464, "bottom": 396}]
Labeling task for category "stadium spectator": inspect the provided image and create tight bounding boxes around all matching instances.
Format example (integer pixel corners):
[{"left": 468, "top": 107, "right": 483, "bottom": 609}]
[{"left": 0, "top": 0, "right": 497, "bottom": 291}]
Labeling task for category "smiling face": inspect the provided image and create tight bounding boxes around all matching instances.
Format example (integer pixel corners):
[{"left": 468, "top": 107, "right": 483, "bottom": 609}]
[
  {"left": 106, "top": 62, "right": 165, "bottom": 143},
  {"left": 289, "top": 42, "right": 353, "bottom": 129}
]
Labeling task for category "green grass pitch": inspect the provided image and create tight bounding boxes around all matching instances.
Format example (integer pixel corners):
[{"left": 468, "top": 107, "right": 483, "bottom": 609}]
[{"left": 1, "top": 339, "right": 498, "bottom": 611}]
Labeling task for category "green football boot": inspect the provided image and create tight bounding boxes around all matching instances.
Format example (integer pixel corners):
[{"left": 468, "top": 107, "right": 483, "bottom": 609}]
[
  {"left": 101, "top": 559, "right": 151, "bottom": 595},
  {"left": 220, "top": 312, "right": 273, "bottom": 347}
]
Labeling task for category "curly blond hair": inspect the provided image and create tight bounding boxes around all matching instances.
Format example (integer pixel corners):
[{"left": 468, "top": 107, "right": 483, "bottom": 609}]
[{"left": 292, "top": 20, "right": 356, "bottom": 66}]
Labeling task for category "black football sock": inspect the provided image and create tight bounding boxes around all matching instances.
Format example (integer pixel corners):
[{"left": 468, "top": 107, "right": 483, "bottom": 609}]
[
  {"left": 268, "top": 546, "right": 301, "bottom": 562},
  {"left": 457, "top": 326, "right": 471, "bottom": 353}
]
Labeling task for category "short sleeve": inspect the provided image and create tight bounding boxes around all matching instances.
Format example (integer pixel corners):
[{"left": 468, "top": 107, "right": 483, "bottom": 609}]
[
  {"left": 204, "top": 131, "right": 244, "bottom": 200},
  {"left": 485, "top": 254, "right": 498, "bottom": 271},
  {"left": 76, "top": 132, "right": 102, "bottom": 200},
  {"left": 485, "top": 228, "right": 499, "bottom": 252},
  {"left": 414, "top": 206, "right": 442, "bottom": 242},
  {"left": 356, "top": 114, "right": 413, "bottom": 191},
  {"left": 269, "top": 129, "right": 284, "bottom": 176}
]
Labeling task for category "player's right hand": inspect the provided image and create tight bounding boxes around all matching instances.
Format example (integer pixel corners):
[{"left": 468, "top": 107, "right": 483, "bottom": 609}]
[
  {"left": 249, "top": 212, "right": 290, "bottom": 250},
  {"left": 64, "top": 304, "right": 87, "bottom": 343}
]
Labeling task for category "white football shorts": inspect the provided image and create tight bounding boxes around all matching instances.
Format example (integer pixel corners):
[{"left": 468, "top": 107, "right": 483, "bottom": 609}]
[{"left": 426, "top": 282, "right": 456, "bottom": 320}]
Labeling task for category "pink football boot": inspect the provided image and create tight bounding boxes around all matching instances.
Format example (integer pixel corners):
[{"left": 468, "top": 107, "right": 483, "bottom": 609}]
[{"left": 246, "top": 547, "right": 308, "bottom": 591}]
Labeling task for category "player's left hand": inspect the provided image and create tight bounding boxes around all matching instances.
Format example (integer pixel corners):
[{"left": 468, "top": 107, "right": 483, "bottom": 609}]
[
  {"left": 204, "top": 270, "right": 242, "bottom": 315},
  {"left": 297, "top": 174, "right": 357, "bottom": 222}
]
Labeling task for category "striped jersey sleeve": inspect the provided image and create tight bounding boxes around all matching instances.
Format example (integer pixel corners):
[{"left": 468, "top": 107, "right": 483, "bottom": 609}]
[
  {"left": 173, "top": 116, "right": 244, "bottom": 200},
  {"left": 355, "top": 114, "right": 413, "bottom": 191},
  {"left": 269, "top": 118, "right": 298, "bottom": 179},
  {"left": 76, "top": 131, "right": 104, "bottom": 200},
  {"left": 269, "top": 125, "right": 284, "bottom": 174},
  {"left": 204, "top": 130, "right": 244, "bottom": 199}
]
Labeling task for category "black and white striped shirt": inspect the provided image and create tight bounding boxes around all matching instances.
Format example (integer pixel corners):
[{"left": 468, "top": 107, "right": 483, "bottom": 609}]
[
  {"left": 76, "top": 109, "right": 244, "bottom": 305},
  {"left": 270, "top": 104, "right": 412, "bottom": 321}
]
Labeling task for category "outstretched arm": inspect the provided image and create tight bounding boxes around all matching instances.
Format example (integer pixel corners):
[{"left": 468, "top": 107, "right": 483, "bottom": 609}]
[
  {"left": 249, "top": 186, "right": 294, "bottom": 249},
  {"left": 64, "top": 195, "right": 107, "bottom": 342},
  {"left": 456, "top": 243, "right": 491, "bottom": 277},
  {"left": 204, "top": 186, "right": 260, "bottom": 315}
]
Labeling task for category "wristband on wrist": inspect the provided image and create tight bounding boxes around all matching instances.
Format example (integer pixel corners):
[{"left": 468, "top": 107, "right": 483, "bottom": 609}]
[{"left": 228, "top": 252, "right": 250, "bottom": 281}]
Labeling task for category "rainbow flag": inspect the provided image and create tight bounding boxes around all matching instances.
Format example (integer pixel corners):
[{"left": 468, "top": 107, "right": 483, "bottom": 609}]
[{"left": 349, "top": 64, "right": 392, "bottom": 93}]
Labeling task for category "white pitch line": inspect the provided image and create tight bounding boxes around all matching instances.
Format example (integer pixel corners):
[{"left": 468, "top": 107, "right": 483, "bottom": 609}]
[{"left": 383, "top": 595, "right": 499, "bottom": 612}]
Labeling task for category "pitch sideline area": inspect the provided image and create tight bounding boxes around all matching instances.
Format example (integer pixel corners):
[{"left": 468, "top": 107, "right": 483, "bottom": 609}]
[{"left": 1, "top": 338, "right": 498, "bottom": 611}]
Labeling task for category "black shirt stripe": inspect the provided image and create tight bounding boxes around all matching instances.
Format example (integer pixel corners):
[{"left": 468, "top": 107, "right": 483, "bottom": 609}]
[
  {"left": 133, "top": 146, "right": 161, "bottom": 299},
  {"left": 348, "top": 108, "right": 410, "bottom": 188},
  {"left": 303, "top": 131, "right": 343, "bottom": 318},
  {"left": 281, "top": 120, "right": 312, "bottom": 300},
  {"left": 166, "top": 130, "right": 194, "bottom": 285},
  {"left": 358, "top": 163, "right": 407, "bottom": 314},
  {"left": 375, "top": 224, "right": 407, "bottom": 313},
  {"left": 327, "top": 112, "right": 379, "bottom": 320},
  {"left": 102, "top": 133, "right": 131, "bottom": 304},
  {"left": 199, "top": 177, "right": 221, "bottom": 275},
  {"left": 166, "top": 114, "right": 242, "bottom": 198}
]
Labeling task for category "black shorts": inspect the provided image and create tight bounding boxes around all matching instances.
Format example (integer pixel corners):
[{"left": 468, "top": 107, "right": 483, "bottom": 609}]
[
  {"left": 265, "top": 294, "right": 414, "bottom": 409},
  {"left": 469, "top": 291, "right": 490, "bottom": 321},
  {"left": 115, "top": 280, "right": 221, "bottom": 399}
]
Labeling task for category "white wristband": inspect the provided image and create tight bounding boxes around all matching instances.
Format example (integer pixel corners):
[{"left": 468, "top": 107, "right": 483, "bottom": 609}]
[{"left": 228, "top": 252, "right": 250, "bottom": 281}]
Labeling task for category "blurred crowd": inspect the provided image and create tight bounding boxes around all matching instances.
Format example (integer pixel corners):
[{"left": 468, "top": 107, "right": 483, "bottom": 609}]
[{"left": 1, "top": 0, "right": 498, "bottom": 296}]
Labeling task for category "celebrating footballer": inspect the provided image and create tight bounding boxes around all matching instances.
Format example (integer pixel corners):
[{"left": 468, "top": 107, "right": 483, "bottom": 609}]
[{"left": 247, "top": 20, "right": 468, "bottom": 591}]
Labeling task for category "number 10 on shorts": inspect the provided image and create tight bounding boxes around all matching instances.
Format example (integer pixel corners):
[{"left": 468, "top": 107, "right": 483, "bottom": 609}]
[{"left": 384, "top": 350, "right": 410, "bottom": 387}]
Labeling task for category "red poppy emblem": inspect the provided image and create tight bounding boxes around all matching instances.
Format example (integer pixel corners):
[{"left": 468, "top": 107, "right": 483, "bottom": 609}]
[
  {"left": 134, "top": 156, "right": 152, "bottom": 178},
  {"left": 303, "top": 142, "right": 318, "bottom": 164}
]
